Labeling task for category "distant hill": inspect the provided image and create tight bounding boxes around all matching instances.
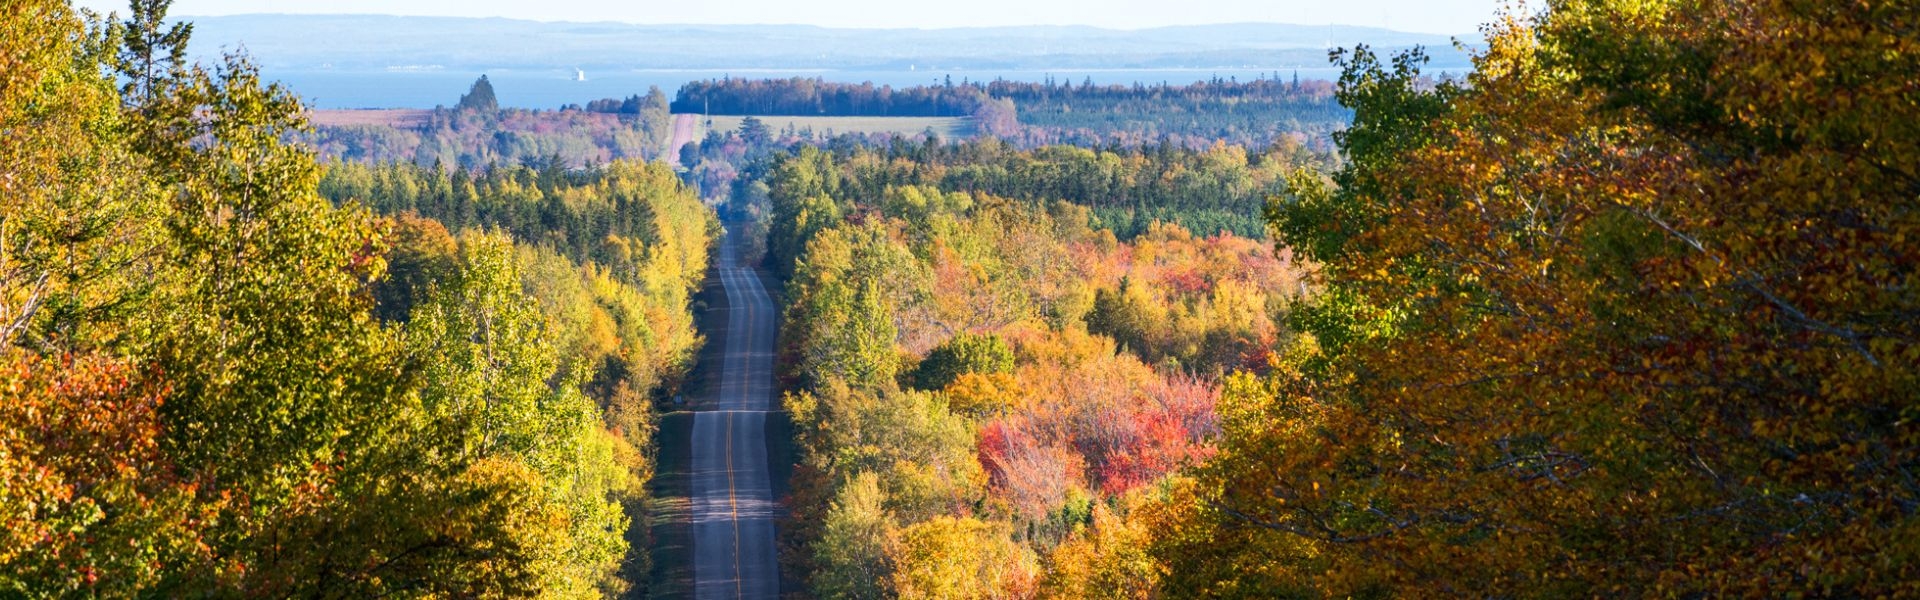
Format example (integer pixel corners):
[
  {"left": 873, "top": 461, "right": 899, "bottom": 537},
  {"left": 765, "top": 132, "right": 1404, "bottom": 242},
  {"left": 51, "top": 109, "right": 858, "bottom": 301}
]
[{"left": 179, "top": 15, "right": 1476, "bottom": 72}]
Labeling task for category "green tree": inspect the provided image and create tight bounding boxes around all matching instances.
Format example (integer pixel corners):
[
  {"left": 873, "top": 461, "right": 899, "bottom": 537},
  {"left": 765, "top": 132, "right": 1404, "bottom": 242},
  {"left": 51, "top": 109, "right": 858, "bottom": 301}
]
[
  {"left": 784, "top": 223, "right": 926, "bottom": 390},
  {"left": 4, "top": 3, "right": 672, "bottom": 594},
  {"left": 765, "top": 146, "right": 844, "bottom": 277},
  {"left": 913, "top": 332, "right": 1015, "bottom": 391},
  {"left": 404, "top": 231, "right": 630, "bottom": 595},
  {"left": 113, "top": 0, "right": 193, "bottom": 106},
  {"left": 738, "top": 115, "right": 773, "bottom": 147},
  {"left": 812, "top": 472, "right": 898, "bottom": 600},
  {"left": 458, "top": 74, "right": 499, "bottom": 112}
]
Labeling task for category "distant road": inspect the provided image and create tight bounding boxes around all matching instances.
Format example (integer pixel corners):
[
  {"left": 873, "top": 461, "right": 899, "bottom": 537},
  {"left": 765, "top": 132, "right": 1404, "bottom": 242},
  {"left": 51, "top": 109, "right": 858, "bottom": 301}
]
[
  {"left": 668, "top": 113, "right": 699, "bottom": 168},
  {"left": 690, "top": 227, "right": 780, "bottom": 599}
]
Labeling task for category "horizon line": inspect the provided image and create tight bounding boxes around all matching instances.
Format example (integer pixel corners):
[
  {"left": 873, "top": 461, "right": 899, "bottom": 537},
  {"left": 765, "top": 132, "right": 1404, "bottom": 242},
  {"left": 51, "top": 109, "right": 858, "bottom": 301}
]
[{"left": 167, "top": 13, "right": 1479, "bottom": 37}]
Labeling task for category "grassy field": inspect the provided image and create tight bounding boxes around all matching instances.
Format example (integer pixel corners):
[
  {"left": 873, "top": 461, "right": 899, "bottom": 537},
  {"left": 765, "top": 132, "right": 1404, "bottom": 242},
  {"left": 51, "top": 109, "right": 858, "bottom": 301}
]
[
  {"left": 690, "top": 114, "right": 975, "bottom": 138},
  {"left": 308, "top": 109, "right": 432, "bottom": 128}
]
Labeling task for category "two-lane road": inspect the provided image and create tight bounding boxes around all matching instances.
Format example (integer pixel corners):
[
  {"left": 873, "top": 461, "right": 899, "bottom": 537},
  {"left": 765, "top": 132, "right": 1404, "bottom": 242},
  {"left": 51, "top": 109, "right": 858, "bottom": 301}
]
[
  {"left": 690, "top": 227, "right": 780, "bottom": 599},
  {"left": 667, "top": 114, "right": 699, "bottom": 169}
]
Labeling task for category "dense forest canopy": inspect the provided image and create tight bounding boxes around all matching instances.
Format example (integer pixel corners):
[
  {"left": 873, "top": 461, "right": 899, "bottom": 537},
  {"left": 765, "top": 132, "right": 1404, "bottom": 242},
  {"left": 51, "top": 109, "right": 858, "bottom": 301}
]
[
  {"left": 673, "top": 78, "right": 984, "bottom": 117},
  {"left": 711, "top": 1, "right": 1920, "bottom": 597},
  {"left": 682, "top": 131, "right": 1329, "bottom": 245},
  {"left": 673, "top": 75, "right": 1351, "bottom": 149},
  {"left": 744, "top": 154, "right": 1306, "bottom": 598},
  {"left": 734, "top": 138, "right": 1323, "bottom": 243},
  {"left": 301, "top": 84, "right": 675, "bottom": 169},
  {"left": 1174, "top": 2, "right": 1920, "bottom": 595},
  {"left": 1, "top": 1, "right": 712, "bottom": 595}
]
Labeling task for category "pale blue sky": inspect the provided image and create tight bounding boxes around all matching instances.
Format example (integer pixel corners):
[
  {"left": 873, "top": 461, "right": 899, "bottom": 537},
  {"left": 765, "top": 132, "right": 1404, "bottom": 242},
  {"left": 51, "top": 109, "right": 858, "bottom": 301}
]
[{"left": 73, "top": 0, "right": 1507, "bottom": 35}]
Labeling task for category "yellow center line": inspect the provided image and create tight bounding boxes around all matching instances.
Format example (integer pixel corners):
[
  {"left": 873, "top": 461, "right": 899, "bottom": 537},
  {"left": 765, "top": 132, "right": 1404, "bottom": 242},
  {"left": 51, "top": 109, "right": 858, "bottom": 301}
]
[
  {"left": 715, "top": 259, "right": 761, "bottom": 598},
  {"left": 727, "top": 396, "right": 744, "bottom": 599}
]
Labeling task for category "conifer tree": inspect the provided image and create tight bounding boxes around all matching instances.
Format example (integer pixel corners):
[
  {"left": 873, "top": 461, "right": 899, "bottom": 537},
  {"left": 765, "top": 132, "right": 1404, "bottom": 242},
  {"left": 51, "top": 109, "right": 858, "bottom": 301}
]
[{"left": 457, "top": 74, "right": 499, "bottom": 112}]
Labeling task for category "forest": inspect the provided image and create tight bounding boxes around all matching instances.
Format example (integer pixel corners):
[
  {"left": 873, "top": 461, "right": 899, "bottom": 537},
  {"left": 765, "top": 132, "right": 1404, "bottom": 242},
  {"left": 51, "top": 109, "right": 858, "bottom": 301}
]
[
  {"left": 4, "top": 0, "right": 1916, "bottom": 597},
  {"left": 2, "top": 1, "right": 712, "bottom": 596},
  {"left": 671, "top": 75, "right": 1350, "bottom": 150},
  {"left": 301, "top": 84, "right": 676, "bottom": 169},
  {"left": 731, "top": 1, "right": 1918, "bottom": 597},
  {"left": 745, "top": 152, "right": 1307, "bottom": 596},
  {"left": 690, "top": 134, "right": 1327, "bottom": 240},
  {"left": 672, "top": 78, "right": 983, "bottom": 118}
]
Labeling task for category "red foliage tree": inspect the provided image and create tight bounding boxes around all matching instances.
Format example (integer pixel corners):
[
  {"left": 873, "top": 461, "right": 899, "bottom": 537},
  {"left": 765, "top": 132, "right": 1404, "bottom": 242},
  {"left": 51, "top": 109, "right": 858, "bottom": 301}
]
[{"left": 0, "top": 353, "right": 214, "bottom": 594}]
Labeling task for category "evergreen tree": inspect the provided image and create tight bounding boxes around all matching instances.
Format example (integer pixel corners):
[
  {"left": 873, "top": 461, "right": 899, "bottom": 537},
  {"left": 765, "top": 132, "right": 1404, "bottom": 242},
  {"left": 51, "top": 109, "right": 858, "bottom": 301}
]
[{"left": 457, "top": 74, "right": 499, "bottom": 112}]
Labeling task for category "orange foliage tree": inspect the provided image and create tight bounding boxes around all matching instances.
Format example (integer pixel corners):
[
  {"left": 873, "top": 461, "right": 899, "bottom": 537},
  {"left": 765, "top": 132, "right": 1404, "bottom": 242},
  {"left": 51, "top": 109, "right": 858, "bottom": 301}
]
[
  {"left": 0, "top": 354, "right": 213, "bottom": 595},
  {"left": 1179, "top": 0, "right": 1919, "bottom": 595}
]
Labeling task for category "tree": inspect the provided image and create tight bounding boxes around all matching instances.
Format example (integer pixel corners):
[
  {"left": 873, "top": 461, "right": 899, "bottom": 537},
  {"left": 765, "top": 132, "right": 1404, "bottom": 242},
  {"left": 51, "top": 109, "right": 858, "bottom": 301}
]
[
  {"left": 1, "top": 0, "right": 164, "bottom": 353},
  {"left": 115, "top": 0, "right": 193, "bottom": 107},
  {"left": 372, "top": 213, "right": 459, "bottom": 322},
  {"left": 784, "top": 223, "right": 924, "bottom": 390},
  {"left": 913, "top": 332, "right": 1014, "bottom": 390},
  {"left": 1183, "top": 1, "right": 1920, "bottom": 595},
  {"left": 764, "top": 146, "right": 844, "bottom": 277},
  {"left": 404, "top": 231, "right": 630, "bottom": 595},
  {"left": 1040, "top": 502, "right": 1161, "bottom": 600},
  {"left": 4, "top": 3, "right": 677, "bottom": 593},
  {"left": 0, "top": 353, "right": 212, "bottom": 596},
  {"left": 812, "top": 473, "right": 898, "bottom": 600},
  {"left": 458, "top": 74, "right": 499, "bottom": 112},
  {"left": 890, "top": 516, "right": 1034, "bottom": 599},
  {"left": 738, "top": 115, "right": 774, "bottom": 147}
]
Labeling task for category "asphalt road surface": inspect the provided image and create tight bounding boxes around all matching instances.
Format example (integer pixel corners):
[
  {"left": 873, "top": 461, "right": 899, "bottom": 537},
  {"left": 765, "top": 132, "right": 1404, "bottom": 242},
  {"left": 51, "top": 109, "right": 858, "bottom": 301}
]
[
  {"left": 668, "top": 113, "right": 698, "bottom": 169},
  {"left": 690, "top": 229, "right": 780, "bottom": 599}
]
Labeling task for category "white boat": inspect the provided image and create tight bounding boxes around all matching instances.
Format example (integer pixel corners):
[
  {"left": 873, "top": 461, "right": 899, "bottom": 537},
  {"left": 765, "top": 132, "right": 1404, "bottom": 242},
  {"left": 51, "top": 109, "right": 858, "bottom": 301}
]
[{"left": 574, "top": 68, "right": 587, "bottom": 82}]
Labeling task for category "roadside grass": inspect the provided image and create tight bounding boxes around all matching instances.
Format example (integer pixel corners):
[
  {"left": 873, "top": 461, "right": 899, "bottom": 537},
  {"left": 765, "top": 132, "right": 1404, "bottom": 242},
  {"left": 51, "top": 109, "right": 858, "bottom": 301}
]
[
  {"left": 647, "top": 252, "right": 729, "bottom": 599},
  {"left": 648, "top": 226, "right": 795, "bottom": 598},
  {"left": 646, "top": 411, "right": 696, "bottom": 600}
]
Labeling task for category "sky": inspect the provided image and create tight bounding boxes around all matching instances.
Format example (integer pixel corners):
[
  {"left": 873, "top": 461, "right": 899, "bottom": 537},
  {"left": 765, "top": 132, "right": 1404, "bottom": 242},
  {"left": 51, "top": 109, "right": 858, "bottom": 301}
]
[{"left": 73, "top": 0, "right": 1506, "bottom": 36}]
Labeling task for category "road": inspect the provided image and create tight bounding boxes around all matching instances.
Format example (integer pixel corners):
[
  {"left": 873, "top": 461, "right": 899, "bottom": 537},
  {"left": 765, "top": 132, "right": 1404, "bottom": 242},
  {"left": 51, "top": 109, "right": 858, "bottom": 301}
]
[
  {"left": 667, "top": 113, "right": 699, "bottom": 169},
  {"left": 690, "top": 227, "right": 780, "bottom": 599}
]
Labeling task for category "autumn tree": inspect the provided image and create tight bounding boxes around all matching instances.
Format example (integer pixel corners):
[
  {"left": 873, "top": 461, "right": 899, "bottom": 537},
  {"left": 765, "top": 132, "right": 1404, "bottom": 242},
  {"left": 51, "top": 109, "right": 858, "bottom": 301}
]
[
  {"left": 782, "top": 222, "right": 925, "bottom": 389},
  {"left": 890, "top": 516, "right": 1036, "bottom": 599},
  {"left": 1180, "top": 1, "right": 1920, "bottom": 595},
  {"left": 2, "top": 2, "right": 692, "bottom": 594},
  {"left": 0, "top": 354, "right": 210, "bottom": 595},
  {"left": 403, "top": 230, "right": 631, "bottom": 594},
  {"left": 0, "top": 0, "right": 163, "bottom": 353},
  {"left": 1040, "top": 502, "right": 1161, "bottom": 600}
]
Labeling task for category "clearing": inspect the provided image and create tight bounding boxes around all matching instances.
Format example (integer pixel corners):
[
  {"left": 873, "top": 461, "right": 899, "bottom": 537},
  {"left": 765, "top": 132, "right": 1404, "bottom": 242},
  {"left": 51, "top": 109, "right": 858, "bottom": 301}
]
[
  {"left": 688, "top": 114, "right": 975, "bottom": 139},
  {"left": 307, "top": 109, "right": 433, "bottom": 128}
]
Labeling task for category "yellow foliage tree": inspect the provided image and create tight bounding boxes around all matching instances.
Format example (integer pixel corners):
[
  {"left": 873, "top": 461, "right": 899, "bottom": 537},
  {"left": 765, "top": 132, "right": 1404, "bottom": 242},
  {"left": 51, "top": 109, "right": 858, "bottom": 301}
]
[
  {"left": 1183, "top": 0, "right": 1920, "bottom": 595},
  {"left": 892, "top": 516, "right": 1037, "bottom": 600}
]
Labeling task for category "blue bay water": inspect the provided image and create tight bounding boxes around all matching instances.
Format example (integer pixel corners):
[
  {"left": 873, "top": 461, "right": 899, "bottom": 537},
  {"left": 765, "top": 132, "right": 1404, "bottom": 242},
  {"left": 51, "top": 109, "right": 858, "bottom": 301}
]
[{"left": 271, "top": 67, "right": 1355, "bottom": 110}]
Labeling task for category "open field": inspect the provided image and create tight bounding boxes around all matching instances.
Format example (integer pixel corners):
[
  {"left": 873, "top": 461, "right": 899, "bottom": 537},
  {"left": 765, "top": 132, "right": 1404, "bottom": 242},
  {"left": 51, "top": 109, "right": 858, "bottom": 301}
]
[
  {"left": 308, "top": 109, "right": 433, "bottom": 128},
  {"left": 306, "top": 110, "right": 973, "bottom": 141},
  {"left": 690, "top": 114, "right": 976, "bottom": 138}
]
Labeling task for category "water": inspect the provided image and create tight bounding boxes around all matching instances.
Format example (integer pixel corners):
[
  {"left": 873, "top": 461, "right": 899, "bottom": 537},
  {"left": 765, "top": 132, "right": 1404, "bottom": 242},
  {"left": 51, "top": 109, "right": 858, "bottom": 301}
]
[{"left": 272, "top": 67, "right": 1354, "bottom": 110}]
